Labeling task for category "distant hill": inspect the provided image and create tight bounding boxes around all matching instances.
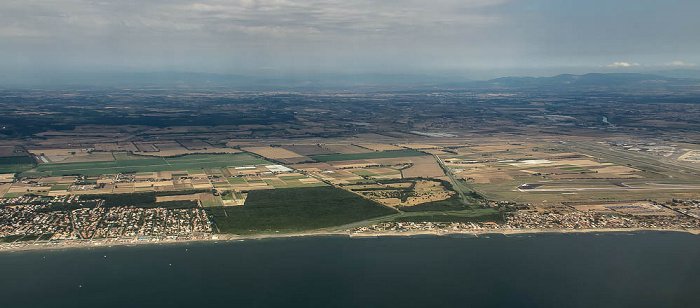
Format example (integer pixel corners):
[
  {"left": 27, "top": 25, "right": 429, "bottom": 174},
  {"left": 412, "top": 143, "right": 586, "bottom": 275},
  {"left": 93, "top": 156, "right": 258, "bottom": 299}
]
[
  {"left": 2, "top": 71, "right": 698, "bottom": 92},
  {"left": 487, "top": 73, "right": 693, "bottom": 88},
  {"left": 651, "top": 69, "right": 700, "bottom": 79}
]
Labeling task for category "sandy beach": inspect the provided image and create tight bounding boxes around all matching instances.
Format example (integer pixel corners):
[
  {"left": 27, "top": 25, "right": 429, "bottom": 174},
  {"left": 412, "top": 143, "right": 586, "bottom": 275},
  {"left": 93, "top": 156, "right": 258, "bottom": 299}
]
[{"left": 3, "top": 227, "right": 700, "bottom": 253}]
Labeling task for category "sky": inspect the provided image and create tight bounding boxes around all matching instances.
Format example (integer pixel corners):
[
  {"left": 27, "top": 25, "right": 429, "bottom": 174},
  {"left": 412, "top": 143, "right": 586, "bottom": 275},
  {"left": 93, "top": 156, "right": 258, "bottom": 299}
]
[{"left": 1, "top": 0, "right": 699, "bottom": 83}]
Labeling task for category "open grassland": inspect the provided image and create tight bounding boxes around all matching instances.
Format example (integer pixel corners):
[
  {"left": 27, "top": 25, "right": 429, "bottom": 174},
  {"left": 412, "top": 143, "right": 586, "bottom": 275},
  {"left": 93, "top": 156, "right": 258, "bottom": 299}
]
[
  {"left": 347, "top": 179, "right": 456, "bottom": 208},
  {"left": 29, "top": 153, "right": 269, "bottom": 176},
  {"left": 309, "top": 149, "right": 428, "bottom": 162},
  {"left": 207, "top": 186, "right": 397, "bottom": 234},
  {"left": 242, "top": 146, "right": 306, "bottom": 159}
]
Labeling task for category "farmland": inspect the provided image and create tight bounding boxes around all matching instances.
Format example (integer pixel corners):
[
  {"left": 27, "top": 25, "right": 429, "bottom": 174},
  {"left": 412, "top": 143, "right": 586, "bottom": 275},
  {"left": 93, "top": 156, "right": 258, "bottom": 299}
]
[
  {"left": 29, "top": 153, "right": 269, "bottom": 176},
  {"left": 0, "top": 156, "right": 36, "bottom": 173},
  {"left": 2, "top": 85, "right": 700, "bottom": 237},
  {"left": 309, "top": 149, "right": 428, "bottom": 162}
]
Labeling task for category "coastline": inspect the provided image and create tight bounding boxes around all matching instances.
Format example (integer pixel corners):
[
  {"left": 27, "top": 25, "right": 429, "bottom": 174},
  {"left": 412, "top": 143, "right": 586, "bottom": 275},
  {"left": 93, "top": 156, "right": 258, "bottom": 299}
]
[{"left": 2, "top": 227, "right": 699, "bottom": 253}]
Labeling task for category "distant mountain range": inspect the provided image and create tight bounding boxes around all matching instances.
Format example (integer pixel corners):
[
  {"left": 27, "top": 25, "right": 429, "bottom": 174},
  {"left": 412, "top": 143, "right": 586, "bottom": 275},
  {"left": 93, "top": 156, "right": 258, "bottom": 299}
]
[
  {"left": 1, "top": 70, "right": 698, "bottom": 91},
  {"left": 480, "top": 73, "right": 700, "bottom": 88}
]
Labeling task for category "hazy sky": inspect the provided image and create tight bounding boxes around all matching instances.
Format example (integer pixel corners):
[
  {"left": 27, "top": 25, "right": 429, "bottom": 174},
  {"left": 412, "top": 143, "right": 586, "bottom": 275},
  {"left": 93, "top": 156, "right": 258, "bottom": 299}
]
[{"left": 1, "top": 0, "right": 699, "bottom": 79}]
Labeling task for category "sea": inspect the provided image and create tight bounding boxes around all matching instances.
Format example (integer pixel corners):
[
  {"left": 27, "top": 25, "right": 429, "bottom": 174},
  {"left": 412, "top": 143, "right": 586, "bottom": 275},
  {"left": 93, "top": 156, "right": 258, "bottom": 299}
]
[{"left": 2, "top": 232, "right": 700, "bottom": 307}]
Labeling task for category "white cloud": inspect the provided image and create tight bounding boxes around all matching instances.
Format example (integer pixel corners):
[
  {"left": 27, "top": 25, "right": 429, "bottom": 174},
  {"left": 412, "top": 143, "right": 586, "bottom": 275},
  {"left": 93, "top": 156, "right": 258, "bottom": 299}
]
[
  {"left": 664, "top": 60, "right": 696, "bottom": 67},
  {"left": 606, "top": 62, "right": 640, "bottom": 68},
  {"left": 0, "top": 0, "right": 510, "bottom": 41}
]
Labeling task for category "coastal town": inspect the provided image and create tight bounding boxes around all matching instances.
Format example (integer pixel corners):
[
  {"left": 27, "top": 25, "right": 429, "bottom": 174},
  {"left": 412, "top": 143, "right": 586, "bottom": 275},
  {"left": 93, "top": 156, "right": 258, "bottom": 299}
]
[
  {"left": 0, "top": 195, "right": 212, "bottom": 247},
  {"left": 351, "top": 205, "right": 700, "bottom": 235},
  {"left": 3, "top": 190, "right": 700, "bottom": 251}
]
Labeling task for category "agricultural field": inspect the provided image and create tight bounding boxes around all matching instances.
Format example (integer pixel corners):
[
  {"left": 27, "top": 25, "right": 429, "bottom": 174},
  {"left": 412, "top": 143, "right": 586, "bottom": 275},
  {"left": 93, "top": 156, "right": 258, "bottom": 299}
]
[
  {"left": 220, "top": 172, "right": 326, "bottom": 191},
  {"left": 310, "top": 169, "right": 365, "bottom": 185},
  {"left": 396, "top": 156, "right": 446, "bottom": 178},
  {"left": 397, "top": 143, "right": 443, "bottom": 150},
  {"left": 0, "top": 155, "right": 36, "bottom": 173},
  {"left": 0, "top": 145, "right": 36, "bottom": 173},
  {"left": 309, "top": 149, "right": 427, "bottom": 162},
  {"left": 320, "top": 144, "right": 373, "bottom": 154},
  {"left": 281, "top": 144, "right": 335, "bottom": 156},
  {"left": 355, "top": 143, "right": 405, "bottom": 151},
  {"left": 242, "top": 146, "right": 310, "bottom": 164},
  {"left": 348, "top": 167, "right": 402, "bottom": 180},
  {"left": 28, "top": 153, "right": 269, "bottom": 176}
]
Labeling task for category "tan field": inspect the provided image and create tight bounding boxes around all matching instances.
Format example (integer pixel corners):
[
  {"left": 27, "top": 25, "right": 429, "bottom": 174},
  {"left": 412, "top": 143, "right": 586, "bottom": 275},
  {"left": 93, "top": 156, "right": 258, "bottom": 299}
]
[
  {"left": 243, "top": 146, "right": 306, "bottom": 159},
  {"left": 399, "top": 156, "right": 446, "bottom": 178},
  {"left": 134, "top": 148, "right": 241, "bottom": 157},
  {"left": 289, "top": 162, "right": 336, "bottom": 172},
  {"left": 0, "top": 183, "right": 11, "bottom": 196},
  {"left": 355, "top": 143, "right": 404, "bottom": 151},
  {"left": 470, "top": 144, "right": 530, "bottom": 153},
  {"left": 93, "top": 142, "right": 139, "bottom": 152},
  {"left": 397, "top": 144, "right": 442, "bottom": 150},
  {"left": 312, "top": 170, "right": 364, "bottom": 185},
  {"left": 0, "top": 174, "right": 14, "bottom": 183},
  {"left": 28, "top": 148, "right": 117, "bottom": 164},
  {"left": 320, "top": 144, "right": 373, "bottom": 154}
]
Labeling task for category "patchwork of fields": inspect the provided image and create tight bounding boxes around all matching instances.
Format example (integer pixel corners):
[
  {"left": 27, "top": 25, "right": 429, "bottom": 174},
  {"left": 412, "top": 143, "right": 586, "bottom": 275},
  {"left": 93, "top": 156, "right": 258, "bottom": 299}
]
[
  {"left": 4, "top": 138, "right": 698, "bottom": 236},
  {"left": 30, "top": 153, "right": 269, "bottom": 176},
  {"left": 309, "top": 150, "right": 427, "bottom": 162}
]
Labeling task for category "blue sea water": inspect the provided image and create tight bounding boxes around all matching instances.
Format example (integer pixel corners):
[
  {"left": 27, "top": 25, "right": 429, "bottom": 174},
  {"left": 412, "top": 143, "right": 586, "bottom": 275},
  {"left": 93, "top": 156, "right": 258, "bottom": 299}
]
[{"left": 1, "top": 232, "right": 700, "bottom": 307}]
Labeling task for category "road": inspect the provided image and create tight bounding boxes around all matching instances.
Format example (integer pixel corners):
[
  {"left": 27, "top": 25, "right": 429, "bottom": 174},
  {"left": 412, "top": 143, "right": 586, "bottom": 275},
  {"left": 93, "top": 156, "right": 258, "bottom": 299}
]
[{"left": 433, "top": 154, "right": 471, "bottom": 205}]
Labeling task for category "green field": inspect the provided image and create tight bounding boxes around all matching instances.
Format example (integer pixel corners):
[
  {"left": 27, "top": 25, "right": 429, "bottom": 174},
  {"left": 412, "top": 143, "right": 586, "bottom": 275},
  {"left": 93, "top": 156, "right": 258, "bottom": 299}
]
[
  {"left": 29, "top": 153, "right": 270, "bottom": 176},
  {"left": 309, "top": 150, "right": 428, "bottom": 162},
  {"left": 227, "top": 177, "right": 247, "bottom": 184},
  {"left": 0, "top": 156, "right": 36, "bottom": 173},
  {"left": 208, "top": 186, "right": 397, "bottom": 234}
]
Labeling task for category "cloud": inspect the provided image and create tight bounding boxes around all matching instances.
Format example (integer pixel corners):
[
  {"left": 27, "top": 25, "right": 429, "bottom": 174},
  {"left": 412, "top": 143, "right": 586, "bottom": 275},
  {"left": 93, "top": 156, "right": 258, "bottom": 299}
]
[
  {"left": 606, "top": 62, "right": 640, "bottom": 68},
  {"left": 0, "top": 26, "right": 45, "bottom": 38},
  {"left": 664, "top": 60, "right": 696, "bottom": 67},
  {"left": 0, "top": 0, "right": 510, "bottom": 41}
]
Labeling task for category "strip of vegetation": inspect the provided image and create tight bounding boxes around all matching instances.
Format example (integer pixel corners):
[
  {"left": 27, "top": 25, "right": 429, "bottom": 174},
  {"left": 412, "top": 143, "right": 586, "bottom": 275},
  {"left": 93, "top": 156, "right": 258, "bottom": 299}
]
[
  {"left": 393, "top": 212, "right": 504, "bottom": 223},
  {"left": 397, "top": 194, "right": 466, "bottom": 212},
  {"left": 83, "top": 192, "right": 199, "bottom": 209},
  {"left": 30, "top": 153, "right": 269, "bottom": 176},
  {"left": 207, "top": 186, "right": 397, "bottom": 234},
  {"left": 308, "top": 150, "right": 428, "bottom": 162}
]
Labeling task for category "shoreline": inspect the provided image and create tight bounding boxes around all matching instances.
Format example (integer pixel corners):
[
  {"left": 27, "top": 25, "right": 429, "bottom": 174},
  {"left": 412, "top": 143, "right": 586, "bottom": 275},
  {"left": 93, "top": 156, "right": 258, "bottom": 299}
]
[{"left": 2, "top": 227, "right": 700, "bottom": 253}]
